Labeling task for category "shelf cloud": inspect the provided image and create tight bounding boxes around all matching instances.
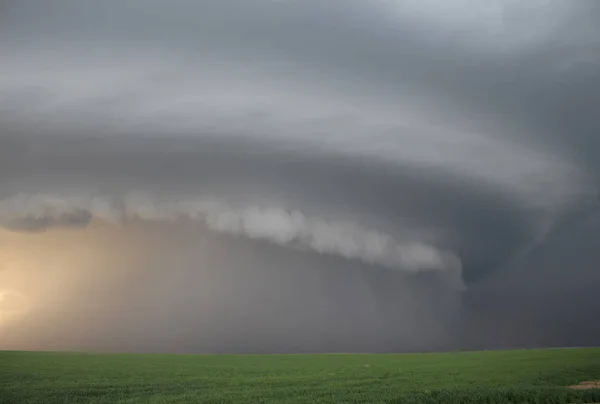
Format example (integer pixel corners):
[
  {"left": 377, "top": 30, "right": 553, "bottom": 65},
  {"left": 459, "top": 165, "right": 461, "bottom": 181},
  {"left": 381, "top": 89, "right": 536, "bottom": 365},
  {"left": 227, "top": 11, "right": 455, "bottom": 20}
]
[{"left": 0, "top": 0, "right": 599, "bottom": 352}]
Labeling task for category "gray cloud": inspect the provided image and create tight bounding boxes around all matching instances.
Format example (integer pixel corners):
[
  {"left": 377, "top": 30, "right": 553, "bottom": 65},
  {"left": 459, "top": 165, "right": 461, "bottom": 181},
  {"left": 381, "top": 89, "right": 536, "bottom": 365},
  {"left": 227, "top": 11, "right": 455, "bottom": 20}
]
[
  {"left": 0, "top": 192, "right": 463, "bottom": 281},
  {"left": 0, "top": 0, "right": 599, "bottom": 352},
  {"left": 1, "top": 212, "right": 91, "bottom": 232}
]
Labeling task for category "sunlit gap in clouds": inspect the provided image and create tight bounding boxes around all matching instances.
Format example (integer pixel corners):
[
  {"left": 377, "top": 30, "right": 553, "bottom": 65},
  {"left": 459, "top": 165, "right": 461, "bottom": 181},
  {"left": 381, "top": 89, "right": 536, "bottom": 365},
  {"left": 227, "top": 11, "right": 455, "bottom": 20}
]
[{"left": 0, "top": 290, "right": 29, "bottom": 325}]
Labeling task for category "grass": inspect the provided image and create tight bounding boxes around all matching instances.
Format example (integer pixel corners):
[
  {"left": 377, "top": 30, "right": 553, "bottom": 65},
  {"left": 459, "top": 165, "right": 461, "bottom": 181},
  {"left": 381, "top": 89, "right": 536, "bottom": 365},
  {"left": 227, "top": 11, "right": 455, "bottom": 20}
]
[{"left": 1, "top": 348, "right": 600, "bottom": 403}]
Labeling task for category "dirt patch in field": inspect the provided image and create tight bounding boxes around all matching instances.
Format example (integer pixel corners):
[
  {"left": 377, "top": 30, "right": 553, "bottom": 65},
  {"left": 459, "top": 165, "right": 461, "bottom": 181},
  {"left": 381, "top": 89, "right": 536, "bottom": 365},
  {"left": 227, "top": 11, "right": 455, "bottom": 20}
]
[{"left": 568, "top": 380, "right": 600, "bottom": 389}]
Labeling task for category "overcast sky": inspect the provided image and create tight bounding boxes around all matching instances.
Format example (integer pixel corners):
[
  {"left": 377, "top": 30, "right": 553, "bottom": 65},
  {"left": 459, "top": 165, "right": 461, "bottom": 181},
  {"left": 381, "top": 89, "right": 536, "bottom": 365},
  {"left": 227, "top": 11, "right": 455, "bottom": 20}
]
[{"left": 1, "top": 0, "right": 599, "bottom": 353}]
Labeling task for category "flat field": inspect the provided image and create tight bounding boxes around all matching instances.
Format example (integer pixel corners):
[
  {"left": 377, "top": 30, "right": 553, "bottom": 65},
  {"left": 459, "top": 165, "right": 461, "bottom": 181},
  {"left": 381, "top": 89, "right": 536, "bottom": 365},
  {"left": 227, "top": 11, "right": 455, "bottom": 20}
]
[{"left": 1, "top": 348, "right": 600, "bottom": 403}]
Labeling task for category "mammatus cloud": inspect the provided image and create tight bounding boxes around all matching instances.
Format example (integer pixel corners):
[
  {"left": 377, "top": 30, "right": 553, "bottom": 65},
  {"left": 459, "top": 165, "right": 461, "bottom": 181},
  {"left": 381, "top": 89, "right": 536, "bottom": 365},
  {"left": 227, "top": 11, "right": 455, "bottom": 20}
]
[{"left": 0, "top": 193, "right": 462, "bottom": 282}]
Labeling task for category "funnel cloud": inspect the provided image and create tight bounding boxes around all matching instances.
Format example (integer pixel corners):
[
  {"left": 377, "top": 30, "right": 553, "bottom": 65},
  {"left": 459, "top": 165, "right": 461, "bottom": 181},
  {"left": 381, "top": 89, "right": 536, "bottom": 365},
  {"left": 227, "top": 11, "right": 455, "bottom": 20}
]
[{"left": 0, "top": 0, "right": 599, "bottom": 353}]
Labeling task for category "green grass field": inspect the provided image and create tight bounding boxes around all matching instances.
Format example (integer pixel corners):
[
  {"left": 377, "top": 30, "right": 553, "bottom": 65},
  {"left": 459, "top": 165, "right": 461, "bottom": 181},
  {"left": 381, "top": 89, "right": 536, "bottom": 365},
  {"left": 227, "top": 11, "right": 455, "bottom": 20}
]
[{"left": 1, "top": 348, "right": 600, "bottom": 403}]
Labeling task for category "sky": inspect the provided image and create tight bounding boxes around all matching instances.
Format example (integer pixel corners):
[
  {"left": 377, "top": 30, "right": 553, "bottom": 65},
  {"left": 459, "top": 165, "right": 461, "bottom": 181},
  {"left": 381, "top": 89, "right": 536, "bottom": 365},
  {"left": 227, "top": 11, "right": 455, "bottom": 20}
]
[{"left": 0, "top": 0, "right": 599, "bottom": 353}]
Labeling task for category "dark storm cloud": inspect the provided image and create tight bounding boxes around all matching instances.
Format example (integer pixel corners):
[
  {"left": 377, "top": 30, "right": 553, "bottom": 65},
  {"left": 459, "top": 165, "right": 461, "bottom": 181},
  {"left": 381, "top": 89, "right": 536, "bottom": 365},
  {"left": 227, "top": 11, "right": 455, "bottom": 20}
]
[
  {"left": 0, "top": 0, "right": 599, "bottom": 351},
  {"left": 0, "top": 134, "right": 539, "bottom": 282},
  {"left": 1, "top": 210, "right": 92, "bottom": 232}
]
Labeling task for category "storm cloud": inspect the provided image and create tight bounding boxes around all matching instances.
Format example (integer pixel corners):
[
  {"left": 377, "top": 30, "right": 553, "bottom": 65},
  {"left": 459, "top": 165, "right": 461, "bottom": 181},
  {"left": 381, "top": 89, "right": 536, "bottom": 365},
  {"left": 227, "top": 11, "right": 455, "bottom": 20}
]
[{"left": 0, "top": 0, "right": 599, "bottom": 352}]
